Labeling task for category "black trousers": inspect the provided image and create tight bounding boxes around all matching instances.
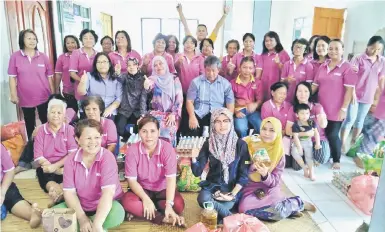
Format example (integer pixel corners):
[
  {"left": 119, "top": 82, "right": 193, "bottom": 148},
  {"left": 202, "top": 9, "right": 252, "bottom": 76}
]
[
  {"left": 325, "top": 120, "right": 342, "bottom": 163},
  {"left": 63, "top": 93, "right": 78, "bottom": 113},
  {"left": 185, "top": 113, "right": 211, "bottom": 137},
  {"left": 21, "top": 101, "right": 48, "bottom": 139},
  {"left": 115, "top": 113, "right": 140, "bottom": 141}
]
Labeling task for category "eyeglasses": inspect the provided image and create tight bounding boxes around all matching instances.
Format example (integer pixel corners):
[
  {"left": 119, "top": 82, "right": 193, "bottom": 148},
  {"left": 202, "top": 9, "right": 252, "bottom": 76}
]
[
  {"left": 96, "top": 60, "right": 109, "bottom": 65},
  {"left": 293, "top": 45, "right": 306, "bottom": 51},
  {"left": 214, "top": 119, "right": 231, "bottom": 124}
]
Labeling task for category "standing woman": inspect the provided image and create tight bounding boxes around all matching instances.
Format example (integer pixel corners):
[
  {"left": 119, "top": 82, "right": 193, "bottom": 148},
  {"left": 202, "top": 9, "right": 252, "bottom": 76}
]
[
  {"left": 166, "top": 35, "right": 180, "bottom": 61},
  {"left": 307, "top": 35, "right": 320, "bottom": 60},
  {"left": 142, "top": 33, "right": 176, "bottom": 76},
  {"left": 55, "top": 35, "right": 80, "bottom": 112},
  {"left": 312, "top": 39, "right": 357, "bottom": 169},
  {"left": 77, "top": 52, "right": 122, "bottom": 119},
  {"left": 69, "top": 29, "right": 98, "bottom": 101},
  {"left": 109, "top": 30, "right": 142, "bottom": 74},
  {"left": 311, "top": 36, "right": 330, "bottom": 76},
  {"left": 100, "top": 35, "right": 114, "bottom": 54},
  {"left": 341, "top": 36, "right": 385, "bottom": 150},
  {"left": 8, "top": 29, "right": 55, "bottom": 139},
  {"left": 230, "top": 33, "right": 263, "bottom": 80},
  {"left": 220, "top": 39, "right": 240, "bottom": 81},
  {"left": 200, "top": 38, "right": 215, "bottom": 58},
  {"left": 281, "top": 38, "right": 314, "bottom": 103},
  {"left": 261, "top": 31, "right": 290, "bottom": 101}
]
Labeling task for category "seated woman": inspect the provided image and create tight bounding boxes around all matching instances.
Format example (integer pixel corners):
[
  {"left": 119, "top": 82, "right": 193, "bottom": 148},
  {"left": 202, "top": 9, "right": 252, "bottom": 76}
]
[
  {"left": 81, "top": 96, "right": 118, "bottom": 153},
  {"left": 121, "top": 115, "right": 185, "bottom": 227},
  {"left": 1, "top": 144, "right": 42, "bottom": 228},
  {"left": 114, "top": 58, "right": 148, "bottom": 142},
  {"left": 231, "top": 56, "right": 263, "bottom": 137},
  {"left": 77, "top": 52, "right": 123, "bottom": 119},
  {"left": 238, "top": 117, "right": 316, "bottom": 220},
  {"left": 200, "top": 38, "right": 214, "bottom": 58},
  {"left": 144, "top": 56, "right": 183, "bottom": 146},
  {"left": 191, "top": 108, "right": 250, "bottom": 222},
  {"left": 54, "top": 119, "right": 125, "bottom": 231},
  {"left": 33, "top": 99, "right": 78, "bottom": 204}
]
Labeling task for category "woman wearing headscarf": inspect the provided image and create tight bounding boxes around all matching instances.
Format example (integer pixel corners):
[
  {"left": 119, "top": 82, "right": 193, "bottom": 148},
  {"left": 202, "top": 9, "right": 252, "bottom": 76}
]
[
  {"left": 191, "top": 108, "right": 250, "bottom": 222},
  {"left": 238, "top": 117, "right": 316, "bottom": 220},
  {"left": 144, "top": 56, "right": 183, "bottom": 146}
]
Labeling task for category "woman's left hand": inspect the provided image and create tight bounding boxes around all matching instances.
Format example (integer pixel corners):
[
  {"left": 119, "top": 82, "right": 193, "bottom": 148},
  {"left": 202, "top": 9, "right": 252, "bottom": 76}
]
[
  {"left": 246, "top": 102, "right": 258, "bottom": 113},
  {"left": 103, "top": 106, "right": 114, "bottom": 118},
  {"left": 91, "top": 223, "right": 103, "bottom": 232},
  {"left": 254, "top": 163, "right": 269, "bottom": 177},
  {"left": 166, "top": 114, "right": 176, "bottom": 126},
  {"left": 164, "top": 206, "right": 183, "bottom": 226},
  {"left": 338, "top": 109, "right": 347, "bottom": 121},
  {"left": 42, "top": 164, "right": 58, "bottom": 173},
  {"left": 213, "top": 191, "right": 234, "bottom": 202}
]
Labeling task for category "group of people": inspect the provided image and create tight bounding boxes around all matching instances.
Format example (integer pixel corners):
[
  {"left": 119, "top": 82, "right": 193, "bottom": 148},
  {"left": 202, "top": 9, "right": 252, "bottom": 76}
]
[{"left": 2, "top": 3, "right": 385, "bottom": 231}]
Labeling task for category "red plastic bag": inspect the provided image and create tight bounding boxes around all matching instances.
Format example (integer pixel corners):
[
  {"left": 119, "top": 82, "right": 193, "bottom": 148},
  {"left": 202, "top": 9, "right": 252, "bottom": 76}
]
[
  {"left": 1, "top": 121, "right": 27, "bottom": 142},
  {"left": 223, "top": 214, "right": 270, "bottom": 232},
  {"left": 348, "top": 175, "right": 379, "bottom": 215},
  {"left": 185, "top": 222, "right": 221, "bottom": 232}
]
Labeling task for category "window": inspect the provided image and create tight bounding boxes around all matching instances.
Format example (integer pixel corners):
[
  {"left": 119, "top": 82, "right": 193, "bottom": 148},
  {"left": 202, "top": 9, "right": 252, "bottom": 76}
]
[
  {"left": 141, "top": 18, "right": 198, "bottom": 54},
  {"left": 292, "top": 17, "right": 312, "bottom": 41}
]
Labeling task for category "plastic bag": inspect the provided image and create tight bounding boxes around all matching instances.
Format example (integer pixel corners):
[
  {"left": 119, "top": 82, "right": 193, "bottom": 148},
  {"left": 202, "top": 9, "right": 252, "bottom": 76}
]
[
  {"left": 1, "top": 121, "right": 27, "bottom": 142},
  {"left": 357, "top": 153, "right": 383, "bottom": 175},
  {"left": 177, "top": 157, "right": 201, "bottom": 192},
  {"left": 348, "top": 175, "right": 379, "bottom": 215},
  {"left": 373, "top": 141, "right": 385, "bottom": 158},
  {"left": 346, "top": 135, "right": 363, "bottom": 158},
  {"left": 223, "top": 214, "right": 270, "bottom": 232},
  {"left": 185, "top": 222, "right": 222, "bottom": 232}
]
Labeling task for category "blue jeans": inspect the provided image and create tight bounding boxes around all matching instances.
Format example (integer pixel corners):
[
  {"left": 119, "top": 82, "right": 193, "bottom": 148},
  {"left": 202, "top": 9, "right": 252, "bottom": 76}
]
[
  {"left": 234, "top": 109, "right": 262, "bottom": 137},
  {"left": 342, "top": 102, "right": 371, "bottom": 131},
  {"left": 197, "top": 189, "right": 236, "bottom": 219}
]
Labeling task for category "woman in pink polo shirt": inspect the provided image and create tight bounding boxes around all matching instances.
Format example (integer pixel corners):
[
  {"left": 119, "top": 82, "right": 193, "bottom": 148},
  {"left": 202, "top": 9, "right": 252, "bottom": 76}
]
[
  {"left": 122, "top": 116, "right": 185, "bottom": 227},
  {"left": 69, "top": 29, "right": 98, "bottom": 101},
  {"left": 54, "top": 119, "right": 124, "bottom": 231},
  {"left": 220, "top": 39, "right": 240, "bottom": 80},
  {"left": 311, "top": 36, "right": 330, "bottom": 76},
  {"left": 166, "top": 35, "right": 180, "bottom": 61},
  {"left": 230, "top": 33, "right": 263, "bottom": 80},
  {"left": 261, "top": 31, "right": 290, "bottom": 101},
  {"left": 81, "top": 96, "right": 118, "bottom": 153},
  {"left": 1, "top": 144, "right": 42, "bottom": 228},
  {"left": 341, "top": 36, "right": 385, "bottom": 151},
  {"left": 200, "top": 38, "right": 215, "bottom": 58},
  {"left": 307, "top": 35, "right": 320, "bottom": 61},
  {"left": 261, "top": 82, "right": 292, "bottom": 156},
  {"left": 55, "top": 35, "right": 80, "bottom": 113},
  {"left": 8, "top": 29, "right": 54, "bottom": 139},
  {"left": 231, "top": 56, "right": 263, "bottom": 137},
  {"left": 109, "top": 30, "right": 142, "bottom": 74},
  {"left": 142, "top": 33, "right": 176, "bottom": 76},
  {"left": 144, "top": 56, "right": 183, "bottom": 147},
  {"left": 281, "top": 38, "right": 314, "bottom": 103},
  {"left": 312, "top": 39, "right": 357, "bottom": 170}
]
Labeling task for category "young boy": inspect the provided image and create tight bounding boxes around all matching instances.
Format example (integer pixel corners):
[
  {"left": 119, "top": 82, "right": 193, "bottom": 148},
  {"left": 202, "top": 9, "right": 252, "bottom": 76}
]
[
  {"left": 1, "top": 144, "right": 42, "bottom": 228},
  {"left": 291, "top": 104, "right": 321, "bottom": 181}
]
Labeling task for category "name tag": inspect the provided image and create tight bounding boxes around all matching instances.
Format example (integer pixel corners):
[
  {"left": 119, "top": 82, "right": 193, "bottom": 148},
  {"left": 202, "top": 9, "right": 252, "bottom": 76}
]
[
  {"left": 96, "top": 173, "right": 101, "bottom": 176},
  {"left": 157, "top": 163, "right": 164, "bottom": 168},
  {"left": 37, "top": 64, "right": 45, "bottom": 67},
  {"left": 334, "top": 73, "right": 341, "bottom": 76},
  {"left": 251, "top": 84, "right": 257, "bottom": 89},
  {"left": 63, "top": 138, "right": 67, "bottom": 141},
  {"left": 310, "top": 115, "right": 315, "bottom": 119},
  {"left": 102, "top": 133, "right": 107, "bottom": 137},
  {"left": 245, "top": 161, "right": 251, "bottom": 164},
  {"left": 300, "top": 71, "right": 306, "bottom": 74}
]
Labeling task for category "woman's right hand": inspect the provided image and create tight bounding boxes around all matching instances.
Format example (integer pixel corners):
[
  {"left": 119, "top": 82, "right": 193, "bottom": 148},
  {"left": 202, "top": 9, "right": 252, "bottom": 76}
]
[
  {"left": 143, "top": 197, "right": 156, "bottom": 220},
  {"left": 79, "top": 215, "right": 93, "bottom": 232},
  {"left": 115, "top": 60, "right": 122, "bottom": 75},
  {"left": 143, "top": 76, "right": 153, "bottom": 90},
  {"left": 10, "top": 94, "right": 19, "bottom": 104},
  {"left": 235, "top": 111, "right": 245, "bottom": 118},
  {"left": 189, "top": 116, "right": 199, "bottom": 129}
]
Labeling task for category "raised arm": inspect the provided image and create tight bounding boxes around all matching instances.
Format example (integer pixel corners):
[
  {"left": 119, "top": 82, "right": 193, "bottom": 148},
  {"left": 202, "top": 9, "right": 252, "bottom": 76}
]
[
  {"left": 176, "top": 3, "right": 192, "bottom": 36},
  {"left": 210, "top": 6, "right": 230, "bottom": 39}
]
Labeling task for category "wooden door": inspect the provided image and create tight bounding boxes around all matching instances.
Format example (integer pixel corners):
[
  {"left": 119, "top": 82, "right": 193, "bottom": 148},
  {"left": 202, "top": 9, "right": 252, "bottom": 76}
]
[
  {"left": 100, "top": 12, "right": 113, "bottom": 37},
  {"left": 312, "top": 7, "right": 345, "bottom": 39}
]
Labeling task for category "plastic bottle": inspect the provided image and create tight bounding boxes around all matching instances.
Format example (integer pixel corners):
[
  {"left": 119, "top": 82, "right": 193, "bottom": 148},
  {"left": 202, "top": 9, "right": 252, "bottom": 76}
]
[
  {"left": 202, "top": 126, "right": 209, "bottom": 137},
  {"left": 201, "top": 202, "right": 217, "bottom": 229}
]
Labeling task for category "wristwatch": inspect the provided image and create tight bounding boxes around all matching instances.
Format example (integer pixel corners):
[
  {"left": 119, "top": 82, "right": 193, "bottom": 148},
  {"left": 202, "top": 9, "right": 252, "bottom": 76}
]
[{"left": 167, "top": 200, "right": 174, "bottom": 207}]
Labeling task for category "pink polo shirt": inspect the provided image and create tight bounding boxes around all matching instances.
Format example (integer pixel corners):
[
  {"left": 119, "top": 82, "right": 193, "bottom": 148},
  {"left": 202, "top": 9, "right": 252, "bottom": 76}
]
[
  {"left": 287, "top": 103, "right": 327, "bottom": 141},
  {"left": 231, "top": 76, "right": 263, "bottom": 108},
  {"left": 310, "top": 59, "right": 327, "bottom": 77},
  {"left": 143, "top": 52, "right": 176, "bottom": 76},
  {"left": 100, "top": 118, "right": 117, "bottom": 148},
  {"left": 351, "top": 54, "right": 385, "bottom": 104},
  {"left": 8, "top": 50, "right": 53, "bottom": 107},
  {"left": 108, "top": 50, "right": 142, "bottom": 74},
  {"left": 34, "top": 123, "right": 78, "bottom": 163},
  {"left": 313, "top": 60, "right": 358, "bottom": 121},
  {"left": 373, "top": 89, "right": 385, "bottom": 120},
  {"left": 1, "top": 145, "right": 15, "bottom": 183},
  {"left": 281, "top": 59, "right": 314, "bottom": 103},
  {"left": 55, "top": 53, "right": 74, "bottom": 94},
  {"left": 63, "top": 148, "right": 123, "bottom": 211},
  {"left": 175, "top": 53, "right": 204, "bottom": 93},
  {"left": 232, "top": 51, "right": 263, "bottom": 78},
  {"left": 261, "top": 99, "right": 292, "bottom": 130},
  {"left": 221, "top": 55, "right": 237, "bottom": 81},
  {"left": 125, "top": 140, "right": 177, "bottom": 192},
  {"left": 69, "top": 48, "right": 97, "bottom": 100},
  {"left": 261, "top": 50, "right": 290, "bottom": 100}
]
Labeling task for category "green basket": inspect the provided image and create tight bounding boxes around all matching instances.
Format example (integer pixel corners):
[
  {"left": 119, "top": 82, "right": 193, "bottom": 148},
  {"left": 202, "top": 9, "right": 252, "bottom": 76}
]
[{"left": 346, "top": 135, "right": 363, "bottom": 158}]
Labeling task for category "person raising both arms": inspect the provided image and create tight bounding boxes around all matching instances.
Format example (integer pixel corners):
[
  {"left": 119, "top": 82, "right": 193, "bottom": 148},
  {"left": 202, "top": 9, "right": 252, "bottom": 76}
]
[{"left": 177, "top": 3, "right": 230, "bottom": 54}]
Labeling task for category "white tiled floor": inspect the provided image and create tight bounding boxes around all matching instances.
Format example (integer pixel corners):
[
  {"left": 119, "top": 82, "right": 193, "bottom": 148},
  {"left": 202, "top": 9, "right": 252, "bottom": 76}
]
[{"left": 282, "top": 155, "right": 372, "bottom": 232}]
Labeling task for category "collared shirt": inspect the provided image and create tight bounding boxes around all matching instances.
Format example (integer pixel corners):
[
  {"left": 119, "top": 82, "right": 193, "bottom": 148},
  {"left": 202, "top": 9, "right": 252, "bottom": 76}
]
[
  {"left": 351, "top": 53, "right": 385, "bottom": 104},
  {"left": 232, "top": 51, "right": 263, "bottom": 78},
  {"left": 69, "top": 48, "right": 97, "bottom": 100},
  {"left": 118, "top": 72, "right": 147, "bottom": 118},
  {"left": 143, "top": 52, "right": 176, "bottom": 76},
  {"left": 187, "top": 75, "right": 235, "bottom": 119},
  {"left": 1, "top": 145, "right": 15, "bottom": 183},
  {"left": 100, "top": 118, "right": 118, "bottom": 148},
  {"left": 34, "top": 123, "right": 78, "bottom": 163},
  {"left": 374, "top": 89, "right": 385, "bottom": 120},
  {"left": 231, "top": 75, "right": 263, "bottom": 108},
  {"left": 55, "top": 53, "right": 74, "bottom": 94},
  {"left": 63, "top": 148, "right": 123, "bottom": 211},
  {"left": 8, "top": 50, "right": 53, "bottom": 107},
  {"left": 108, "top": 50, "right": 142, "bottom": 74},
  {"left": 125, "top": 140, "right": 177, "bottom": 192},
  {"left": 281, "top": 58, "right": 314, "bottom": 103},
  {"left": 261, "top": 99, "right": 292, "bottom": 129},
  {"left": 175, "top": 53, "right": 204, "bottom": 93},
  {"left": 310, "top": 59, "right": 326, "bottom": 77},
  {"left": 85, "top": 73, "right": 123, "bottom": 115},
  {"left": 261, "top": 50, "right": 290, "bottom": 100},
  {"left": 313, "top": 60, "right": 358, "bottom": 121}
]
